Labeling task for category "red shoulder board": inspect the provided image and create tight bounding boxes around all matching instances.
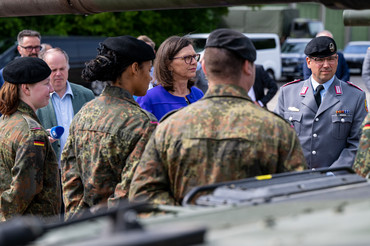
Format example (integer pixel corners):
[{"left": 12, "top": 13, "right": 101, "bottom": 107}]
[
  {"left": 282, "top": 79, "right": 301, "bottom": 87},
  {"left": 346, "top": 81, "right": 363, "bottom": 91}
]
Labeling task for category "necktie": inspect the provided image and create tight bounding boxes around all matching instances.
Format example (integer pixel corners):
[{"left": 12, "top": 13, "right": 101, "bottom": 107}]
[{"left": 314, "top": 85, "right": 324, "bottom": 107}]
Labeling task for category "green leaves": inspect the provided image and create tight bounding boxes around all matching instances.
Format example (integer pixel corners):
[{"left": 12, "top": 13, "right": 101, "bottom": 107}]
[{"left": 0, "top": 8, "right": 227, "bottom": 50}]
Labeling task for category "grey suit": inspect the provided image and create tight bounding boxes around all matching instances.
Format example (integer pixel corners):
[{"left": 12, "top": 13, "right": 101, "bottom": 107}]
[
  {"left": 37, "top": 82, "right": 95, "bottom": 159},
  {"left": 275, "top": 77, "right": 368, "bottom": 168}
]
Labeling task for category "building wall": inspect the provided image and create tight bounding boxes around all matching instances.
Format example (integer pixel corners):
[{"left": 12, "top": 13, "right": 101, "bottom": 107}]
[{"left": 296, "top": 3, "right": 370, "bottom": 49}]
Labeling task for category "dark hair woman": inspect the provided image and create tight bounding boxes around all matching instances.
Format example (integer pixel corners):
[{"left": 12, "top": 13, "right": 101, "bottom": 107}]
[
  {"left": 61, "top": 36, "right": 158, "bottom": 220},
  {"left": 136, "top": 36, "right": 204, "bottom": 121},
  {"left": 0, "top": 57, "right": 61, "bottom": 221}
]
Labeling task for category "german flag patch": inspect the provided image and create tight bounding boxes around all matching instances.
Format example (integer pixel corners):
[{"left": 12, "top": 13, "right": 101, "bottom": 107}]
[
  {"left": 34, "top": 141, "right": 45, "bottom": 147},
  {"left": 364, "top": 124, "right": 370, "bottom": 131}
]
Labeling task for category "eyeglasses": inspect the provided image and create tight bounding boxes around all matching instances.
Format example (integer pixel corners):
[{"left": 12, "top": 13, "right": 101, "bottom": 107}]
[
  {"left": 310, "top": 55, "right": 338, "bottom": 65},
  {"left": 19, "top": 45, "right": 42, "bottom": 52},
  {"left": 171, "top": 54, "right": 200, "bottom": 64}
]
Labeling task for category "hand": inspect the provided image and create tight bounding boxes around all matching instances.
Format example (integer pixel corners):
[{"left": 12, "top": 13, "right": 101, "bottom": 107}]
[
  {"left": 254, "top": 101, "right": 262, "bottom": 107},
  {"left": 46, "top": 129, "right": 58, "bottom": 143}
]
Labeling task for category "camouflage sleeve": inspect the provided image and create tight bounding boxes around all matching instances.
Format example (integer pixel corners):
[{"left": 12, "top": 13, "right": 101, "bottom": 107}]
[
  {"left": 128, "top": 135, "right": 177, "bottom": 206},
  {"left": 0, "top": 131, "right": 47, "bottom": 220},
  {"left": 61, "top": 134, "right": 87, "bottom": 221},
  {"left": 108, "top": 120, "right": 158, "bottom": 207},
  {"left": 353, "top": 114, "right": 370, "bottom": 177},
  {"left": 276, "top": 122, "right": 307, "bottom": 172}
]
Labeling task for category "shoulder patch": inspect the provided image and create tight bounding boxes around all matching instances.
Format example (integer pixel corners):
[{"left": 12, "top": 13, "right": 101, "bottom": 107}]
[
  {"left": 282, "top": 79, "right": 301, "bottom": 87},
  {"left": 346, "top": 81, "right": 363, "bottom": 91}
]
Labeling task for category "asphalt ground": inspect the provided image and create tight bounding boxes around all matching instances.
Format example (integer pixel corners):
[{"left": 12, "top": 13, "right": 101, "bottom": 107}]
[{"left": 266, "top": 75, "right": 370, "bottom": 111}]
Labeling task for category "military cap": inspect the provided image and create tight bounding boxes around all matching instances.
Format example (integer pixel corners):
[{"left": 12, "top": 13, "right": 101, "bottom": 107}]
[
  {"left": 205, "top": 28, "right": 256, "bottom": 62},
  {"left": 3, "top": 57, "right": 51, "bottom": 84},
  {"left": 304, "top": 36, "right": 337, "bottom": 58},
  {"left": 102, "top": 35, "right": 155, "bottom": 63}
]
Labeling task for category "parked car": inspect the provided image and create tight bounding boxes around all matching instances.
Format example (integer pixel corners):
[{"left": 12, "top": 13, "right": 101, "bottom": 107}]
[
  {"left": 281, "top": 38, "right": 311, "bottom": 81},
  {"left": 0, "top": 36, "right": 106, "bottom": 91},
  {"left": 187, "top": 33, "right": 282, "bottom": 80},
  {"left": 343, "top": 41, "right": 370, "bottom": 74}
]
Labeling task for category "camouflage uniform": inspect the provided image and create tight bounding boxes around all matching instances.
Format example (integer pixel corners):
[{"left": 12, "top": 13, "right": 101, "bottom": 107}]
[
  {"left": 353, "top": 113, "right": 370, "bottom": 177},
  {"left": 61, "top": 85, "right": 157, "bottom": 220},
  {"left": 0, "top": 101, "right": 61, "bottom": 221},
  {"left": 129, "top": 84, "right": 307, "bottom": 205}
]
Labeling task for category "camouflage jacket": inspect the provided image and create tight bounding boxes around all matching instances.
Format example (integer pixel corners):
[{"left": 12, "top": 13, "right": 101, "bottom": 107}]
[
  {"left": 0, "top": 101, "right": 61, "bottom": 221},
  {"left": 61, "top": 85, "right": 158, "bottom": 220},
  {"left": 129, "top": 84, "right": 307, "bottom": 205},
  {"left": 353, "top": 113, "right": 370, "bottom": 177}
]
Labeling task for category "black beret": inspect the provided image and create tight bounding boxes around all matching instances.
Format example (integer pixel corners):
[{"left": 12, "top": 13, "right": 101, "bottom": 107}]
[
  {"left": 304, "top": 36, "right": 337, "bottom": 58},
  {"left": 3, "top": 57, "right": 51, "bottom": 84},
  {"left": 102, "top": 35, "right": 155, "bottom": 64},
  {"left": 205, "top": 28, "right": 256, "bottom": 62}
]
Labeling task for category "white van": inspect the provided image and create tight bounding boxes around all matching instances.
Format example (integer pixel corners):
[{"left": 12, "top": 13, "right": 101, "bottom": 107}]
[{"left": 187, "top": 33, "right": 282, "bottom": 80}]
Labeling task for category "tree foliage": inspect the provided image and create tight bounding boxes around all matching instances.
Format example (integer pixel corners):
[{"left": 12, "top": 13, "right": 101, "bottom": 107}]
[{"left": 0, "top": 8, "right": 228, "bottom": 50}]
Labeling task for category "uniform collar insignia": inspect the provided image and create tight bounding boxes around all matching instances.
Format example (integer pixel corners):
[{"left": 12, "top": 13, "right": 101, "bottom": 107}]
[
  {"left": 300, "top": 86, "right": 308, "bottom": 95},
  {"left": 335, "top": 85, "right": 342, "bottom": 95}
]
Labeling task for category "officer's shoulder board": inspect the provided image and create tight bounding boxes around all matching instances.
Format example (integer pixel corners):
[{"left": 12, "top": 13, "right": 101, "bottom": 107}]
[
  {"left": 282, "top": 79, "right": 301, "bottom": 88},
  {"left": 346, "top": 81, "right": 364, "bottom": 92}
]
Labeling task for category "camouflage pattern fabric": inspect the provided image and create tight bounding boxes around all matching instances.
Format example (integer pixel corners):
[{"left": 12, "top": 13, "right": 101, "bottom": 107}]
[
  {"left": 0, "top": 101, "right": 61, "bottom": 221},
  {"left": 61, "top": 85, "right": 157, "bottom": 220},
  {"left": 353, "top": 113, "right": 370, "bottom": 177},
  {"left": 129, "top": 84, "right": 307, "bottom": 205}
]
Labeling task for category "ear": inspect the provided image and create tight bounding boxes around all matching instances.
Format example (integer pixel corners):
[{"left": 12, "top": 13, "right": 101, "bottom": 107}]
[
  {"left": 306, "top": 56, "right": 312, "bottom": 69},
  {"left": 17, "top": 45, "right": 22, "bottom": 56},
  {"left": 201, "top": 60, "right": 207, "bottom": 76},
  {"left": 130, "top": 62, "right": 140, "bottom": 75},
  {"left": 21, "top": 84, "right": 31, "bottom": 96},
  {"left": 243, "top": 60, "right": 254, "bottom": 76}
]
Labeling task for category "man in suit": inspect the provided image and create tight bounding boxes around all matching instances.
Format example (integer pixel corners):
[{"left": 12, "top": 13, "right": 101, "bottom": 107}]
[
  {"left": 37, "top": 48, "right": 95, "bottom": 166},
  {"left": 0, "top": 30, "right": 42, "bottom": 94},
  {"left": 249, "top": 64, "right": 278, "bottom": 108},
  {"left": 275, "top": 36, "right": 368, "bottom": 169}
]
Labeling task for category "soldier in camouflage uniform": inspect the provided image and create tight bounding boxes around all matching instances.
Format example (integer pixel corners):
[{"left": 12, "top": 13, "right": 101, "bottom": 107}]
[
  {"left": 353, "top": 113, "right": 370, "bottom": 177},
  {"left": 129, "top": 29, "right": 306, "bottom": 206},
  {"left": 0, "top": 57, "right": 61, "bottom": 221},
  {"left": 61, "top": 36, "right": 157, "bottom": 220}
]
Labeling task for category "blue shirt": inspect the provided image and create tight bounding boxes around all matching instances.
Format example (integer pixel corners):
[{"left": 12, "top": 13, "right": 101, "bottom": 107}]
[
  {"left": 137, "top": 85, "right": 204, "bottom": 121},
  {"left": 51, "top": 81, "right": 74, "bottom": 164},
  {"left": 311, "top": 75, "right": 335, "bottom": 103}
]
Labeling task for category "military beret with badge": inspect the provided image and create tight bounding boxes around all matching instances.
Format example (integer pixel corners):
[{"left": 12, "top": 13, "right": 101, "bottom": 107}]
[{"left": 304, "top": 36, "right": 337, "bottom": 58}]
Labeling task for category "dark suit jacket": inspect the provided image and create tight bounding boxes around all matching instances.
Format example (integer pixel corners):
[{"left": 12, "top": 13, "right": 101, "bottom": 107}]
[
  {"left": 37, "top": 82, "right": 95, "bottom": 158},
  {"left": 254, "top": 65, "right": 278, "bottom": 107}
]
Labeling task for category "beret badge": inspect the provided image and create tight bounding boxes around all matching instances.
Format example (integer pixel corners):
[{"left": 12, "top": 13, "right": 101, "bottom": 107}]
[{"left": 329, "top": 43, "right": 335, "bottom": 53}]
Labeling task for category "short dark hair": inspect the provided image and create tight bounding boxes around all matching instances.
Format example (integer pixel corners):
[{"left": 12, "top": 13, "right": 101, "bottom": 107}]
[
  {"left": 204, "top": 47, "right": 245, "bottom": 82},
  {"left": 17, "top": 30, "right": 41, "bottom": 45},
  {"left": 154, "top": 36, "right": 194, "bottom": 91}
]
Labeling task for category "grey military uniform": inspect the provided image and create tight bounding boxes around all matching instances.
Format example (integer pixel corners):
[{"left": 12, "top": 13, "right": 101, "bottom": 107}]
[{"left": 275, "top": 77, "right": 368, "bottom": 168}]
